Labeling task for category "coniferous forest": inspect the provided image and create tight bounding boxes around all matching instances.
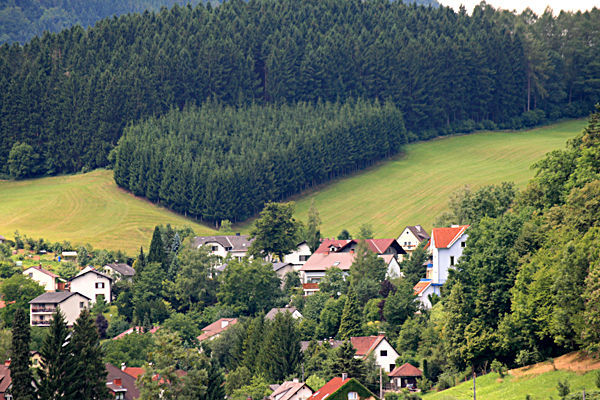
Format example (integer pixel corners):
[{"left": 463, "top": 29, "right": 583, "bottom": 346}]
[{"left": 1, "top": 0, "right": 599, "bottom": 222}]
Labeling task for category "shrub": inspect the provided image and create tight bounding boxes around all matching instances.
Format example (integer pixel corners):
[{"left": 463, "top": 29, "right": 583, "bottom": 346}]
[
  {"left": 491, "top": 359, "right": 507, "bottom": 378},
  {"left": 482, "top": 119, "right": 498, "bottom": 131},
  {"left": 436, "top": 372, "right": 454, "bottom": 391},
  {"left": 557, "top": 379, "right": 570, "bottom": 399}
]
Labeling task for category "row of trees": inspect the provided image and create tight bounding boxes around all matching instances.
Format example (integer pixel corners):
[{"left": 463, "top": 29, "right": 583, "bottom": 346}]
[
  {"left": 113, "top": 100, "right": 406, "bottom": 223},
  {"left": 1, "top": 0, "right": 598, "bottom": 179}
]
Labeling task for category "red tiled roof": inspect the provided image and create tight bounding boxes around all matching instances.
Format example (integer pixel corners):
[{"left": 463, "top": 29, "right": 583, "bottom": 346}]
[
  {"left": 0, "top": 364, "right": 11, "bottom": 394},
  {"left": 311, "top": 377, "right": 350, "bottom": 400},
  {"left": 270, "top": 381, "right": 312, "bottom": 400},
  {"left": 315, "top": 240, "right": 351, "bottom": 253},
  {"left": 123, "top": 367, "right": 145, "bottom": 379},
  {"left": 299, "top": 252, "right": 355, "bottom": 272},
  {"left": 431, "top": 225, "right": 469, "bottom": 248},
  {"left": 197, "top": 318, "right": 238, "bottom": 341},
  {"left": 388, "top": 363, "right": 422, "bottom": 378},
  {"left": 25, "top": 265, "right": 60, "bottom": 279},
  {"left": 350, "top": 335, "right": 386, "bottom": 357},
  {"left": 0, "top": 300, "right": 15, "bottom": 309},
  {"left": 413, "top": 281, "right": 432, "bottom": 296}
]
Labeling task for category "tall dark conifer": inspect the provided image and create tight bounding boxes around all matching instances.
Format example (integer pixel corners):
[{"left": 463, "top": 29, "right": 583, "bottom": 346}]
[
  {"left": 147, "top": 226, "right": 165, "bottom": 267},
  {"left": 9, "top": 308, "right": 35, "bottom": 400}
]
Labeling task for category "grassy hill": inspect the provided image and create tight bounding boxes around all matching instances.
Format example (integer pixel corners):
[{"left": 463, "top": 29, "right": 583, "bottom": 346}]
[
  {"left": 0, "top": 170, "right": 217, "bottom": 253},
  {"left": 285, "top": 118, "right": 588, "bottom": 239},
  {"left": 0, "top": 119, "right": 587, "bottom": 252},
  {"left": 422, "top": 351, "right": 600, "bottom": 400}
]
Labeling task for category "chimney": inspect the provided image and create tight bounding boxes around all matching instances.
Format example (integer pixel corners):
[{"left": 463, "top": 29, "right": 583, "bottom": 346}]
[
  {"left": 350, "top": 249, "right": 354, "bottom": 254},
  {"left": 342, "top": 373, "right": 348, "bottom": 381},
  {"left": 114, "top": 378, "right": 122, "bottom": 386},
  {"left": 416, "top": 225, "right": 421, "bottom": 232},
  {"left": 221, "top": 320, "right": 229, "bottom": 329},
  {"left": 4, "top": 360, "right": 10, "bottom": 367},
  {"left": 451, "top": 224, "right": 459, "bottom": 228},
  {"left": 293, "top": 378, "right": 299, "bottom": 383},
  {"left": 236, "top": 233, "right": 241, "bottom": 236},
  {"left": 121, "top": 363, "right": 126, "bottom": 371}
]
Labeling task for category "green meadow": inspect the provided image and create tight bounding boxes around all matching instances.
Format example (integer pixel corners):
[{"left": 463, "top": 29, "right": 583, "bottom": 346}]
[{"left": 0, "top": 119, "right": 588, "bottom": 252}]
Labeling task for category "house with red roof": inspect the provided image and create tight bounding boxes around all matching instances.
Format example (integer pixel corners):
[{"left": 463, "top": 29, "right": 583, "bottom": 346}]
[
  {"left": 269, "top": 379, "right": 314, "bottom": 400},
  {"left": 350, "top": 335, "right": 399, "bottom": 373},
  {"left": 197, "top": 318, "right": 238, "bottom": 342},
  {"left": 299, "top": 239, "right": 405, "bottom": 293},
  {"left": 413, "top": 225, "right": 468, "bottom": 309},
  {"left": 388, "top": 363, "right": 422, "bottom": 391},
  {"left": 310, "top": 376, "right": 378, "bottom": 400}
]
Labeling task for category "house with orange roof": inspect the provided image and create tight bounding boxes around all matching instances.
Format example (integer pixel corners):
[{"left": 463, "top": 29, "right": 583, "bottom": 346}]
[
  {"left": 350, "top": 335, "right": 399, "bottom": 373},
  {"left": 388, "top": 363, "right": 422, "bottom": 391},
  {"left": 197, "top": 318, "right": 238, "bottom": 342},
  {"left": 299, "top": 239, "right": 405, "bottom": 293},
  {"left": 310, "top": 375, "right": 378, "bottom": 400},
  {"left": 413, "top": 225, "right": 468, "bottom": 309},
  {"left": 269, "top": 379, "right": 314, "bottom": 400}
]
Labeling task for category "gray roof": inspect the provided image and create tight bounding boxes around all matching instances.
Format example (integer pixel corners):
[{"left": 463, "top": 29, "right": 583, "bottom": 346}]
[
  {"left": 265, "top": 307, "right": 300, "bottom": 320},
  {"left": 406, "top": 225, "right": 431, "bottom": 242},
  {"left": 105, "top": 263, "right": 135, "bottom": 276},
  {"left": 272, "top": 262, "right": 293, "bottom": 272},
  {"left": 29, "top": 291, "right": 90, "bottom": 304},
  {"left": 192, "top": 235, "right": 254, "bottom": 253}
]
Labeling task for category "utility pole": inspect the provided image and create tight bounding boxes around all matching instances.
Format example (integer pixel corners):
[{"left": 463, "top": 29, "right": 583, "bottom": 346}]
[
  {"left": 379, "top": 367, "right": 383, "bottom": 399},
  {"left": 302, "top": 363, "right": 305, "bottom": 383},
  {"left": 473, "top": 372, "right": 476, "bottom": 400}
]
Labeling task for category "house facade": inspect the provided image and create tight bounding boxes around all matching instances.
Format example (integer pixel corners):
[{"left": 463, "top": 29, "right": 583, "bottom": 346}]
[
  {"left": 429, "top": 225, "right": 469, "bottom": 284},
  {"left": 351, "top": 335, "right": 399, "bottom": 373},
  {"left": 69, "top": 266, "right": 113, "bottom": 303},
  {"left": 269, "top": 380, "right": 313, "bottom": 400},
  {"left": 23, "top": 266, "right": 65, "bottom": 292},
  {"left": 29, "top": 292, "right": 90, "bottom": 327},
  {"left": 283, "top": 242, "right": 312, "bottom": 270},
  {"left": 193, "top": 234, "right": 253, "bottom": 262},
  {"left": 388, "top": 363, "right": 422, "bottom": 391},
  {"left": 413, "top": 280, "right": 442, "bottom": 309},
  {"left": 397, "top": 225, "right": 430, "bottom": 254}
]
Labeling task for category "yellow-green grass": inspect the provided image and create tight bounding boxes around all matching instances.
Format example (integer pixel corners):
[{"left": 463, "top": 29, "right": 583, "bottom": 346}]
[
  {"left": 422, "top": 369, "right": 599, "bottom": 400},
  {"left": 282, "top": 119, "right": 588, "bottom": 239},
  {"left": 0, "top": 169, "right": 217, "bottom": 254}
]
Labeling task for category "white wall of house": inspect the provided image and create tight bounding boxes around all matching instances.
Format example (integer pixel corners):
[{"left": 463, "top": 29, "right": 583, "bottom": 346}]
[
  {"left": 384, "top": 257, "right": 401, "bottom": 278},
  {"left": 70, "top": 272, "right": 112, "bottom": 303},
  {"left": 417, "top": 284, "right": 434, "bottom": 309},
  {"left": 23, "top": 268, "right": 55, "bottom": 292},
  {"left": 200, "top": 241, "right": 229, "bottom": 259},
  {"left": 274, "top": 264, "right": 295, "bottom": 281},
  {"left": 353, "top": 339, "right": 399, "bottom": 373},
  {"left": 59, "top": 294, "right": 90, "bottom": 325},
  {"left": 103, "top": 266, "right": 133, "bottom": 283},
  {"left": 290, "top": 386, "right": 314, "bottom": 400},
  {"left": 432, "top": 234, "right": 468, "bottom": 284},
  {"left": 284, "top": 243, "right": 312, "bottom": 270},
  {"left": 397, "top": 230, "right": 421, "bottom": 251}
]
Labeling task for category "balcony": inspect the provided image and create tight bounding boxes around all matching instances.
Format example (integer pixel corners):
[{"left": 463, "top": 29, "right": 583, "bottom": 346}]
[
  {"left": 31, "top": 320, "right": 51, "bottom": 326},
  {"left": 31, "top": 307, "right": 56, "bottom": 313}
]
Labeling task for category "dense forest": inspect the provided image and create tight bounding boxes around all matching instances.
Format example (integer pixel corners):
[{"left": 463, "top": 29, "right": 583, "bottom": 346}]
[
  {"left": 1, "top": 1, "right": 599, "bottom": 189},
  {"left": 113, "top": 100, "right": 406, "bottom": 223}
]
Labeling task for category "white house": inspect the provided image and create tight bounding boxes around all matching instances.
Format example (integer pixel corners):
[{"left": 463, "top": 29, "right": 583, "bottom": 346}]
[
  {"left": 429, "top": 225, "right": 469, "bottom": 284},
  {"left": 351, "top": 335, "right": 400, "bottom": 373},
  {"left": 265, "top": 307, "right": 303, "bottom": 320},
  {"left": 269, "top": 380, "right": 314, "bottom": 400},
  {"left": 29, "top": 291, "right": 90, "bottom": 327},
  {"left": 283, "top": 241, "right": 312, "bottom": 270},
  {"left": 23, "top": 266, "right": 65, "bottom": 292},
  {"left": 193, "top": 234, "right": 253, "bottom": 262},
  {"left": 397, "top": 225, "right": 430, "bottom": 255},
  {"left": 103, "top": 263, "right": 136, "bottom": 283},
  {"left": 69, "top": 266, "right": 113, "bottom": 303},
  {"left": 413, "top": 279, "right": 442, "bottom": 309}
]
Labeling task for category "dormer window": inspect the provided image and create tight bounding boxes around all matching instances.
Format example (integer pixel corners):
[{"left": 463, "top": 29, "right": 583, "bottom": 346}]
[{"left": 333, "top": 262, "right": 340, "bottom": 267}]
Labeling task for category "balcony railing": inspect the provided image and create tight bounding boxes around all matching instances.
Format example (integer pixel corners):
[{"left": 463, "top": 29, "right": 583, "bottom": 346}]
[
  {"left": 31, "top": 307, "right": 56, "bottom": 313},
  {"left": 31, "top": 320, "right": 51, "bottom": 326}
]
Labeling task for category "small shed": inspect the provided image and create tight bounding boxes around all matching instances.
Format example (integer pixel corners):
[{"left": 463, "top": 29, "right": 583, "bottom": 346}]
[
  {"left": 61, "top": 251, "right": 77, "bottom": 262},
  {"left": 388, "top": 363, "right": 422, "bottom": 391}
]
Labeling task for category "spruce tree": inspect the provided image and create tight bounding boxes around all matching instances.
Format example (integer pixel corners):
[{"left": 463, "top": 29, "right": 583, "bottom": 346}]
[
  {"left": 338, "top": 286, "right": 363, "bottom": 340},
  {"left": 325, "top": 341, "right": 366, "bottom": 382},
  {"left": 71, "top": 308, "right": 110, "bottom": 400},
  {"left": 136, "top": 246, "right": 146, "bottom": 274},
  {"left": 9, "top": 308, "right": 35, "bottom": 400},
  {"left": 147, "top": 226, "right": 166, "bottom": 267},
  {"left": 200, "top": 360, "right": 226, "bottom": 400},
  {"left": 37, "top": 309, "right": 77, "bottom": 400}
]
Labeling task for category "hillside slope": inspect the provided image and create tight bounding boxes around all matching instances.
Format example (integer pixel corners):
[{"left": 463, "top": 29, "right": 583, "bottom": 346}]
[
  {"left": 0, "top": 170, "right": 216, "bottom": 253},
  {"left": 287, "top": 119, "right": 588, "bottom": 238}
]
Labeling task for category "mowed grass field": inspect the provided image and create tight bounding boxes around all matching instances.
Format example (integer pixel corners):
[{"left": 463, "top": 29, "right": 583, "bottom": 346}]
[
  {"left": 0, "top": 119, "right": 588, "bottom": 252},
  {"left": 0, "top": 169, "right": 217, "bottom": 253},
  {"left": 286, "top": 118, "right": 588, "bottom": 238}
]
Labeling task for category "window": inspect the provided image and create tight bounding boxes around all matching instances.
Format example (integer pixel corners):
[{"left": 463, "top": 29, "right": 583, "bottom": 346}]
[
  {"left": 116, "top": 393, "right": 124, "bottom": 400},
  {"left": 348, "top": 392, "right": 358, "bottom": 400},
  {"left": 79, "top": 302, "right": 84, "bottom": 309},
  {"left": 461, "top": 241, "right": 466, "bottom": 248},
  {"left": 29, "top": 273, "right": 33, "bottom": 278},
  {"left": 333, "top": 262, "right": 340, "bottom": 267},
  {"left": 211, "top": 246, "right": 219, "bottom": 252},
  {"left": 95, "top": 282, "right": 105, "bottom": 289},
  {"left": 380, "top": 350, "right": 388, "bottom": 357},
  {"left": 33, "top": 358, "right": 38, "bottom": 366},
  {"left": 390, "top": 364, "right": 396, "bottom": 372},
  {"left": 299, "top": 255, "right": 309, "bottom": 262},
  {"left": 225, "top": 247, "right": 232, "bottom": 251},
  {"left": 450, "top": 256, "right": 455, "bottom": 266}
]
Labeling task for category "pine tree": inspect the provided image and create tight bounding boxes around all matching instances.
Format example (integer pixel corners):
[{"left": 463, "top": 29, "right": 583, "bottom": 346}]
[
  {"left": 325, "top": 341, "right": 366, "bottom": 382},
  {"left": 71, "top": 308, "right": 110, "bottom": 399},
  {"left": 147, "top": 226, "right": 166, "bottom": 267},
  {"left": 338, "top": 286, "right": 363, "bottom": 340},
  {"left": 136, "top": 246, "right": 146, "bottom": 274},
  {"left": 37, "top": 309, "right": 77, "bottom": 400},
  {"left": 200, "top": 360, "right": 226, "bottom": 400},
  {"left": 9, "top": 308, "right": 35, "bottom": 400}
]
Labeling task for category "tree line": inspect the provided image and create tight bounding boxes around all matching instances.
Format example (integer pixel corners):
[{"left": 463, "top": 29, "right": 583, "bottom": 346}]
[
  {"left": 113, "top": 100, "right": 405, "bottom": 223},
  {"left": 1, "top": 0, "right": 599, "bottom": 179}
]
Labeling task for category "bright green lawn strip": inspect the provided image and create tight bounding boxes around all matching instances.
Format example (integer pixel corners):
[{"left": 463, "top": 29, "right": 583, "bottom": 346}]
[
  {"left": 422, "top": 370, "right": 598, "bottom": 400},
  {"left": 282, "top": 119, "right": 588, "bottom": 239},
  {"left": 0, "top": 169, "right": 216, "bottom": 254}
]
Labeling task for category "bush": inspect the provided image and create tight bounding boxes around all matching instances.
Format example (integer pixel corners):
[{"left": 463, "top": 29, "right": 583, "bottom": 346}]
[
  {"left": 436, "top": 372, "right": 454, "bottom": 391},
  {"left": 491, "top": 359, "right": 507, "bottom": 378},
  {"left": 557, "top": 379, "right": 570, "bottom": 399},
  {"left": 482, "top": 119, "right": 498, "bottom": 131}
]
